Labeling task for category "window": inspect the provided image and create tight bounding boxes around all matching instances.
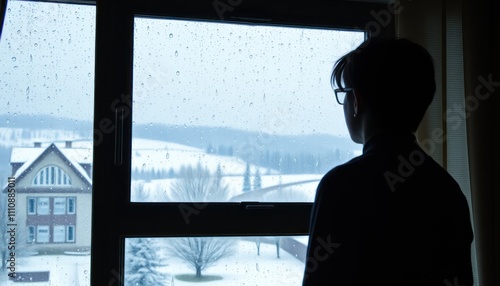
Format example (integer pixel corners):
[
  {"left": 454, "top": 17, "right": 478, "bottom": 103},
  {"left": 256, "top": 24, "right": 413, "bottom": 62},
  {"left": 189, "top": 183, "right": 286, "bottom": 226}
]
[
  {"left": 27, "top": 197, "right": 36, "bottom": 215},
  {"left": 53, "top": 225, "right": 66, "bottom": 243},
  {"left": 33, "top": 165, "right": 72, "bottom": 186},
  {"left": 37, "top": 226, "right": 50, "bottom": 243},
  {"left": 67, "top": 225, "right": 75, "bottom": 242},
  {"left": 54, "top": 197, "right": 66, "bottom": 215},
  {"left": 91, "top": 0, "right": 390, "bottom": 284},
  {"left": 37, "top": 197, "right": 50, "bottom": 215},
  {"left": 1, "top": 0, "right": 94, "bottom": 282},
  {"left": 67, "top": 197, "right": 76, "bottom": 214},
  {"left": 27, "top": 226, "right": 36, "bottom": 243}
]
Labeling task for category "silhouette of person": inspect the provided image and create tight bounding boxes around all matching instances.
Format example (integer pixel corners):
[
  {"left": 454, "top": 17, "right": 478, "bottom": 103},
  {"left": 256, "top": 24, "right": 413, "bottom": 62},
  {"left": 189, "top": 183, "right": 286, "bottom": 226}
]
[{"left": 303, "top": 38, "right": 473, "bottom": 285}]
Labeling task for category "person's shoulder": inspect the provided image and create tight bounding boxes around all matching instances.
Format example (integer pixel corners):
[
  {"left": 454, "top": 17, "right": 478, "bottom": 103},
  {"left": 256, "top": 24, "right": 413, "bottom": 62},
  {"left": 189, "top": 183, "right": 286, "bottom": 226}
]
[{"left": 320, "top": 154, "right": 367, "bottom": 185}]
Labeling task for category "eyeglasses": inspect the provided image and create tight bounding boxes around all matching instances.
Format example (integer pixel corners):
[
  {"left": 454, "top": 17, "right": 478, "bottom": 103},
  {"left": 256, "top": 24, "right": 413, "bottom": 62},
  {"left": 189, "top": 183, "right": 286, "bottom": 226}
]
[{"left": 333, "top": 88, "right": 353, "bottom": 105}]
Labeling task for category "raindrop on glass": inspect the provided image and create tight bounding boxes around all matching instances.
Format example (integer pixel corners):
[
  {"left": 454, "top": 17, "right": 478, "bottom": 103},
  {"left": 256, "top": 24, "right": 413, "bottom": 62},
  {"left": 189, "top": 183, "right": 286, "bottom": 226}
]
[
  {"left": 176, "top": 71, "right": 180, "bottom": 76},
  {"left": 169, "top": 33, "right": 174, "bottom": 38},
  {"left": 26, "top": 87, "right": 30, "bottom": 95},
  {"left": 11, "top": 57, "right": 16, "bottom": 62},
  {"left": 175, "top": 51, "right": 178, "bottom": 57}
]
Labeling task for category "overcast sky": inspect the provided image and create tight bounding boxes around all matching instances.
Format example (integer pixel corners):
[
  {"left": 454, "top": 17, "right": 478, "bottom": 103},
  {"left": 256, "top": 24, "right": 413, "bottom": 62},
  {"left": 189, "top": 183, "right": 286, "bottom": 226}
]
[{"left": 1, "top": 1, "right": 364, "bottom": 137}]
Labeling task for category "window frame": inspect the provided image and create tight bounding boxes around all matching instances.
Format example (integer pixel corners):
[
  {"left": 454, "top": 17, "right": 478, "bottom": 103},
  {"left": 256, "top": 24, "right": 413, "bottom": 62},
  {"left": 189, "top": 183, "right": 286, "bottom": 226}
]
[
  {"left": 89, "top": 0, "right": 394, "bottom": 284},
  {"left": 54, "top": 197, "right": 67, "bottom": 215},
  {"left": 27, "top": 225, "right": 36, "bottom": 243},
  {"left": 36, "top": 225, "right": 50, "bottom": 243},
  {"left": 53, "top": 225, "right": 66, "bottom": 243},
  {"left": 27, "top": 197, "right": 36, "bottom": 215},
  {"left": 37, "top": 197, "right": 50, "bottom": 215},
  {"left": 67, "top": 197, "right": 76, "bottom": 214},
  {"left": 67, "top": 225, "right": 76, "bottom": 242}
]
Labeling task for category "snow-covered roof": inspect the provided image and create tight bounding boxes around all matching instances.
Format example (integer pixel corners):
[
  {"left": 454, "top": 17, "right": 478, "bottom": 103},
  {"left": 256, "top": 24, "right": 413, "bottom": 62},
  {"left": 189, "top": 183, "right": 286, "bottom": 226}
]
[
  {"left": 7, "top": 142, "right": 92, "bottom": 187},
  {"left": 11, "top": 141, "right": 93, "bottom": 164}
]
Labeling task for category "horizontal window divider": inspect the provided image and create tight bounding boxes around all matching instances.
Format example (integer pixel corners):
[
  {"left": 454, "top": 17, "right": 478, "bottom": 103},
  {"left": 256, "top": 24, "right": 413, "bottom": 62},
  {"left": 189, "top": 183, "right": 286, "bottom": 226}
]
[{"left": 112, "top": 203, "right": 312, "bottom": 236}]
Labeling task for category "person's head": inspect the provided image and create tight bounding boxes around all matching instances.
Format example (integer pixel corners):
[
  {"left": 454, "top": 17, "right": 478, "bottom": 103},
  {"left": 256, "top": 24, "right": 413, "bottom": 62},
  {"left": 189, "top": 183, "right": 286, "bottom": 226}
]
[{"left": 332, "top": 37, "right": 436, "bottom": 143}]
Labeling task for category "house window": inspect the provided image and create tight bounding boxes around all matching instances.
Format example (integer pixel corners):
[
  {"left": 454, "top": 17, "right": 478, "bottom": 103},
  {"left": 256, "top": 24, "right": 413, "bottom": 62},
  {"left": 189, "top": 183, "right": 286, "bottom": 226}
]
[
  {"left": 67, "top": 225, "right": 75, "bottom": 242},
  {"left": 67, "top": 197, "right": 76, "bottom": 214},
  {"left": 37, "top": 197, "right": 50, "bottom": 215},
  {"left": 54, "top": 198, "right": 66, "bottom": 215},
  {"left": 32, "top": 165, "right": 72, "bottom": 186},
  {"left": 37, "top": 226, "right": 50, "bottom": 243},
  {"left": 53, "top": 225, "right": 66, "bottom": 243},
  {"left": 27, "top": 197, "right": 36, "bottom": 215},
  {"left": 27, "top": 226, "right": 35, "bottom": 243}
]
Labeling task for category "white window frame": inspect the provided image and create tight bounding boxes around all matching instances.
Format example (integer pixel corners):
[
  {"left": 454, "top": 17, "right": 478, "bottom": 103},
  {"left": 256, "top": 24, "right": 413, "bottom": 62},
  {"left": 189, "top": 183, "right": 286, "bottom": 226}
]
[
  {"left": 53, "top": 225, "right": 66, "bottom": 243},
  {"left": 27, "top": 197, "right": 36, "bottom": 215},
  {"left": 67, "top": 197, "right": 76, "bottom": 214},
  {"left": 32, "top": 165, "right": 72, "bottom": 186},
  {"left": 37, "top": 197, "right": 50, "bottom": 215},
  {"left": 37, "top": 225, "right": 50, "bottom": 243},
  {"left": 67, "top": 225, "right": 75, "bottom": 242},
  {"left": 54, "top": 197, "right": 66, "bottom": 215},
  {"left": 27, "top": 226, "right": 35, "bottom": 243}
]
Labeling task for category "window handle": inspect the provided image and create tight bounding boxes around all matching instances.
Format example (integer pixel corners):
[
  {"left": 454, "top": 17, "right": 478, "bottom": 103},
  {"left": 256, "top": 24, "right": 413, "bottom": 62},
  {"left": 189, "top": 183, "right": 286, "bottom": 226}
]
[
  {"left": 114, "top": 107, "right": 124, "bottom": 166},
  {"left": 244, "top": 203, "right": 275, "bottom": 210}
]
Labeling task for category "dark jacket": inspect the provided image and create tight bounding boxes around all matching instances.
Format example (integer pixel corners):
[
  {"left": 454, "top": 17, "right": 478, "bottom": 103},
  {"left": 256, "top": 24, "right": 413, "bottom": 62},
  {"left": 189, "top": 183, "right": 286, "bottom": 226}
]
[{"left": 303, "top": 132, "right": 473, "bottom": 286}]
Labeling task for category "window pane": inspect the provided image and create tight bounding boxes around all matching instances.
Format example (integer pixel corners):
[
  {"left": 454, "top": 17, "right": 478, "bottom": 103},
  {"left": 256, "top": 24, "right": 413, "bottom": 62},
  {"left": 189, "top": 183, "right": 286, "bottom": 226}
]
[
  {"left": 0, "top": 1, "right": 94, "bottom": 284},
  {"left": 54, "top": 197, "right": 66, "bottom": 214},
  {"left": 37, "top": 226, "right": 50, "bottom": 243},
  {"left": 53, "top": 225, "right": 66, "bottom": 243},
  {"left": 131, "top": 18, "right": 364, "bottom": 203},
  {"left": 125, "top": 236, "right": 308, "bottom": 285},
  {"left": 37, "top": 197, "right": 50, "bottom": 215}
]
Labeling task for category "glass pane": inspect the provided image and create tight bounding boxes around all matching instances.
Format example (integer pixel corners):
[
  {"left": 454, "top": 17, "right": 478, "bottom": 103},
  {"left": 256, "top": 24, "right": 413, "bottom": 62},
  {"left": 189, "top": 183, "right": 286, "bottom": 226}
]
[
  {"left": 125, "top": 236, "right": 308, "bottom": 285},
  {"left": 131, "top": 18, "right": 364, "bottom": 203},
  {"left": 0, "top": 1, "right": 94, "bottom": 284}
]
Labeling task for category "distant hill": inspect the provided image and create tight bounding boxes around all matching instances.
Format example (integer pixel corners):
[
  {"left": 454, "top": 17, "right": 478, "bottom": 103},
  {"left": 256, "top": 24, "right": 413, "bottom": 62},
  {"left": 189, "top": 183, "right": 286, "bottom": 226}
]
[{"left": 0, "top": 114, "right": 361, "bottom": 156}]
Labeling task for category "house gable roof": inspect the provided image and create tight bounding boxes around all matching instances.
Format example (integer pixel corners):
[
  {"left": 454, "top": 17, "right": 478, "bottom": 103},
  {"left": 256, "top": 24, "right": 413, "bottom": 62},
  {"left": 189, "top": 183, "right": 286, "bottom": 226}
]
[{"left": 3, "top": 143, "right": 92, "bottom": 192}]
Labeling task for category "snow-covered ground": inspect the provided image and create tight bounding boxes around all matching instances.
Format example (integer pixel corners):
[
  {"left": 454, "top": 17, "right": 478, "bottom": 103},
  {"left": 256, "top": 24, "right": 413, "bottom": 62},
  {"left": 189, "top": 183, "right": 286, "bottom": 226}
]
[
  {"left": 0, "top": 238, "right": 307, "bottom": 285},
  {"left": 164, "top": 239, "right": 307, "bottom": 286}
]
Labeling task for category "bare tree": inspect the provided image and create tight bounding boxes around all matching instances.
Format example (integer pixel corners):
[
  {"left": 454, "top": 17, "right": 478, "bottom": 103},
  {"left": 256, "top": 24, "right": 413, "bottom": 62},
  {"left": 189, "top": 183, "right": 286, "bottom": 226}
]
[
  {"left": 169, "top": 163, "right": 228, "bottom": 202},
  {"left": 166, "top": 237, "right": 235, "bottom": 278},
  {"left": 167, "top": 163, "right": 234, "bottom": 278}
]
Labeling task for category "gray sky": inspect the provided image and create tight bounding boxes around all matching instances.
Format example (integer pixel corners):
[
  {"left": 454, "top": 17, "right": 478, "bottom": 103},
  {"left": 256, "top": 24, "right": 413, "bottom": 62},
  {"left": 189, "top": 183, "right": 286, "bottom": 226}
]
[{"left": 1, "top": 1, "right": 364, "bottom": 137}]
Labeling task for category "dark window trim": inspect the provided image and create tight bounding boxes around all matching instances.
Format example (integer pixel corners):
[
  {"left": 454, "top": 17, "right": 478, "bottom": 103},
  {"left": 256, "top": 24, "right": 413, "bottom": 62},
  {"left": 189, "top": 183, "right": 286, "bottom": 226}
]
[{"left": 88, "top": 0, "right": 394, "bottom": 284}]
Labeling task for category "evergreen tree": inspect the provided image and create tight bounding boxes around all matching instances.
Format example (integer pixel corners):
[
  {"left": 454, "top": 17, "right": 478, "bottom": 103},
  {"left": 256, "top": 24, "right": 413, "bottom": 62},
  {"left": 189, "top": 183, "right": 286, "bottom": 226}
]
[
  {"left": 125, "top": 238, "right": 168, "bottom": 286},
  {"left": 253, "top": 168, "right": 262, "bottom": 190},
  {"left": 242, "top": 162, "right": 251, "bottom": 192}
]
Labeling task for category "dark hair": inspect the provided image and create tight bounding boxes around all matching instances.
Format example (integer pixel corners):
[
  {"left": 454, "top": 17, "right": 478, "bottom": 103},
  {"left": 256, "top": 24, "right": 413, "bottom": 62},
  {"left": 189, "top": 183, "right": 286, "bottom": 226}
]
[{"left": 331, "top": 38, "right": 436, "bottom": 132}]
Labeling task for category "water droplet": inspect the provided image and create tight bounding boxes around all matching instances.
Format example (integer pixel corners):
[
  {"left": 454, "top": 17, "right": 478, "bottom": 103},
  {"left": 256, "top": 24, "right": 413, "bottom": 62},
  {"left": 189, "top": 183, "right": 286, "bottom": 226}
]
[
  {"left": 34, "top": 43, "right": 38, "bottom": 47},
  {"left": 11, "top": 57, "right": 16, "bottom": 62},
  {"left": 26, "top": 87, "right": 30, "bottom": 95},
  {"left": 174, "top": 50, "right": 178, "bottom": 57},
  {"left": 166, "top": 153, "right": 170, "bottom": 159},
  {"left": 249, "top": 54, "right": 253, "bottom": 59},
  {"left": 88, "top": 72, "right": 91, "bottom": 77},
  {"left": 176, "top": 71, "right": 180, "bottom": 76},
  {"left": 169, "top": 33, "right": 173, "bottom": 38},
  {"left": 30, "top": 54, "right": 33, "bottom": 62}
]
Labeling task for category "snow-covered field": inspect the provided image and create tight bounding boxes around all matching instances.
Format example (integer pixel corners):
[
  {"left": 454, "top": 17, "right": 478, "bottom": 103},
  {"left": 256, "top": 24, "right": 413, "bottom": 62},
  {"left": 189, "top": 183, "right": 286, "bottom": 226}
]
[
  {"left": 0, "top": 239, "right": 307, "bottom": 286},
  {"left": 165, "top": 239, "right": 307, "bottom": 286}
]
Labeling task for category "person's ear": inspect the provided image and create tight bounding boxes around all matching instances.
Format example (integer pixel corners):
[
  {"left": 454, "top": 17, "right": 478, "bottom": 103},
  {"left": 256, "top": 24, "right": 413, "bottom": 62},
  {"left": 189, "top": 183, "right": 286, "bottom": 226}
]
[{"left": 353, "top": 89, "right": 362, "bottom": 117}]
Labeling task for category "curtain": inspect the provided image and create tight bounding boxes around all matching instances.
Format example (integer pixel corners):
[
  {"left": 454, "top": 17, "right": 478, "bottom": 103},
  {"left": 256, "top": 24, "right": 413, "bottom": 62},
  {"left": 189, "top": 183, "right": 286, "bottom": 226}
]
[
  {"left": 0, "top": 0, "right": 6, "bottom": 39},
  {"left": 396, "top": 0, "right": 499, "bottom": 285}
]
